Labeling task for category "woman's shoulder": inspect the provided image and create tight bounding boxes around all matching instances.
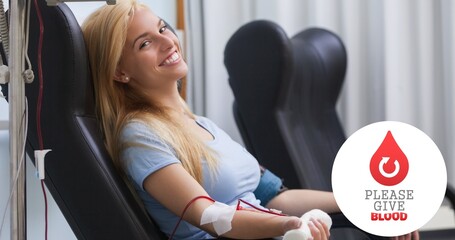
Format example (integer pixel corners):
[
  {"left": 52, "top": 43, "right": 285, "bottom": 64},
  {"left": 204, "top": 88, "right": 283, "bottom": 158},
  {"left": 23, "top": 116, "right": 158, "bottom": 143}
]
[
  {"left": 120, "top": 120, "right": 161, "bottom": 144},
  {"left": 195, "top": 115, "right": 219, "bottom": 132},
  {"left": 119, "top": 119, "right": 177, "bottom": 157},
  {"left": 121, "top": 120, "right": 148, "bottom": 136},
  {"left": 195, "top": 115, "right": 216, "bottom": 127}
]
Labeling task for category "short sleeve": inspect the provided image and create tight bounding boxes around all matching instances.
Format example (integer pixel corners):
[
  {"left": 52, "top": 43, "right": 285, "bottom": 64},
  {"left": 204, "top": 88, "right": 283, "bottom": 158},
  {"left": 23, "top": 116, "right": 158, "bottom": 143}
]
[{"left": 119, "top": 121, "right": 180, "bottom": 191}]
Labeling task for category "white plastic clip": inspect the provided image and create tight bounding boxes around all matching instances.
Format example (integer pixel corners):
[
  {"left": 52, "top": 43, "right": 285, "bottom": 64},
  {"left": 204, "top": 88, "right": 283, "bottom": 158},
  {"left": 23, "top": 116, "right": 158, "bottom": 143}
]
[
  {"left": 34, "top": 149, "right": 52, "bottom": 179},
  {"left": 283, "top": 209, "right": 332, "bottom": 240}
]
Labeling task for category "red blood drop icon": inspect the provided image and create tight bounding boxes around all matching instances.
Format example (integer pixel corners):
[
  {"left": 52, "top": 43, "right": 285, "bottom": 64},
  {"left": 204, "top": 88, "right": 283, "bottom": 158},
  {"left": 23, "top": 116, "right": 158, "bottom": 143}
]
[{"left": 370, "top": 131, "right": 409, "bottom": 186}]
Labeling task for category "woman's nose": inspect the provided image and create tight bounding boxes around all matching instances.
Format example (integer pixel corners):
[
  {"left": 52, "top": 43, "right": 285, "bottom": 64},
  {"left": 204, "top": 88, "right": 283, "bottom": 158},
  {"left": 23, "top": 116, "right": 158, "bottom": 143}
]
[{"left": 159, "top": 34, "right": 175, "bottom": 51}]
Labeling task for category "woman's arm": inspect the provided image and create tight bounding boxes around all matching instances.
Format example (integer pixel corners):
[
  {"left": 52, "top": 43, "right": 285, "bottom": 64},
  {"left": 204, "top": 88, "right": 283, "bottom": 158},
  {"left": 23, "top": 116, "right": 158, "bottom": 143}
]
[
  {"left": 266, "top": 189, "right": 340, "bottom": 217},
  {"left": 143, "top": 164, "right": 328, "bottom": 239}
]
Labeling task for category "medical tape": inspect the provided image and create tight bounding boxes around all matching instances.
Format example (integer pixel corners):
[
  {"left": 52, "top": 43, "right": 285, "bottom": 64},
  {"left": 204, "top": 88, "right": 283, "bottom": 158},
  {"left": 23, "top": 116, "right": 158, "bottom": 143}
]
[{"left": 200, "top": 201, "right": 236, "bottom": 236}]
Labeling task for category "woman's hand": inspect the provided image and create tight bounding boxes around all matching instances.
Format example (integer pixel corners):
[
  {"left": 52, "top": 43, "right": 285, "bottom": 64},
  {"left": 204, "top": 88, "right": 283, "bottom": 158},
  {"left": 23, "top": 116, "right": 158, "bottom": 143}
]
[
  {"left": 309, "top": 219, "right": 330, "bottom": 240},
  {"left": 390, "top": 230, "right": 419, "bottom": 240},
  {"left": 282, "top": 216, "right": 302, "bottom": 233},
  {"left": 282, "top": 217, "right": 330, "bottom": 240}
]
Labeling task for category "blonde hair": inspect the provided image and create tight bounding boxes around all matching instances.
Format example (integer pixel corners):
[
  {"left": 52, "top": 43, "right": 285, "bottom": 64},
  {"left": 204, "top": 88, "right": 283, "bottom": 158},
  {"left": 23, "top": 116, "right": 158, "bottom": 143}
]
[{"left": 81, "top": 0, "right": 216, "bottom": 183}]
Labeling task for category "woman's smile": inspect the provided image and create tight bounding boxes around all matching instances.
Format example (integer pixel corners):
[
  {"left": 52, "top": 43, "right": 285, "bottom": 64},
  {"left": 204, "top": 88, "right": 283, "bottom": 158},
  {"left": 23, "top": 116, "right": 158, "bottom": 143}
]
[{"left": 160, "top": 51, "right": 181, "bottom": 66}]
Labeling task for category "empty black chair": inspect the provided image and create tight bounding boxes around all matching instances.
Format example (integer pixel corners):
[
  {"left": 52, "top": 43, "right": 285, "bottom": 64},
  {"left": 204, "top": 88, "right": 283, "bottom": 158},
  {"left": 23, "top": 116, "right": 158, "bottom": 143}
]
[{"left": 226, "top": 21, "right": 346, "bottom": 191}]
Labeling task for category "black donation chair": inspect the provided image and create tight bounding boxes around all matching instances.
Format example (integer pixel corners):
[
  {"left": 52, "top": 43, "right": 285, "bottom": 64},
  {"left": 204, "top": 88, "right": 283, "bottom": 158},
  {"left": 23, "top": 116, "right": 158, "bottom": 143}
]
[
  {"left": 224, "top": 18, "right": 374, "bottom": 240},
  {"left": 20, "top": 1, "right": 165, "bottom": 239},
  {"left": 225, "top": 20, "right": 455, "bottom": 239},
  {"left": 225, "top": 20, "right": 345, "bottom": 191}
]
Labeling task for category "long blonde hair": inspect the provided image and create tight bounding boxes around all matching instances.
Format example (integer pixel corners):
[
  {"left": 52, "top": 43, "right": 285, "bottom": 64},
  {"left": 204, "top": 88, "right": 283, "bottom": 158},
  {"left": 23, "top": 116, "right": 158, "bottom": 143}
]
[{"left": 81, "top": 0, "right": 216, "bottom": 183}]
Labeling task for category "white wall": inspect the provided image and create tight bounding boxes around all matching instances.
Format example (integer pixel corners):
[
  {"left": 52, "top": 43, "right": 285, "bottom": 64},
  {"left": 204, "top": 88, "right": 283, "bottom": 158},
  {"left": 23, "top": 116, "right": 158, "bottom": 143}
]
[
  {"left": 202, "top": 0, "right": 253, "bottom": 144},
  {"left": 0, "top": 130, "right": 10, "bottom": 240},
  {"left": 67, "top": 0, "right": 176, "bottom": 26}
]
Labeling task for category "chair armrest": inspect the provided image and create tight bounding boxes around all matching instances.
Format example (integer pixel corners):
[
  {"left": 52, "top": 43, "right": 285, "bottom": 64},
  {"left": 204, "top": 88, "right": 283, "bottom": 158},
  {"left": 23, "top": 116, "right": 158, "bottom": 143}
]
[
  {"left": 330, "top": 212, "right": 354, "bottom": 229},
  {"left": 330, "top": 212, "right": 388, "bottom": 240}
]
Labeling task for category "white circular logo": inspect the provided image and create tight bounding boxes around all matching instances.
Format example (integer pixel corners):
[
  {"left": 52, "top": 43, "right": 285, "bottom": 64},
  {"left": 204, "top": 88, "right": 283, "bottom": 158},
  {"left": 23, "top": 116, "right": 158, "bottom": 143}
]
[{"left": 332, "top": 121, "right": 447, "bottom": 237}]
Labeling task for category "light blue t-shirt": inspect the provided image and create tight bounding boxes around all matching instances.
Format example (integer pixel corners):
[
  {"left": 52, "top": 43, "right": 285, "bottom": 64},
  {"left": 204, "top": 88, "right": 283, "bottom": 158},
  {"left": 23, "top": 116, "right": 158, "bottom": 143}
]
[{"left": 120, "top": 116, "right": 262, "bottom": 239}]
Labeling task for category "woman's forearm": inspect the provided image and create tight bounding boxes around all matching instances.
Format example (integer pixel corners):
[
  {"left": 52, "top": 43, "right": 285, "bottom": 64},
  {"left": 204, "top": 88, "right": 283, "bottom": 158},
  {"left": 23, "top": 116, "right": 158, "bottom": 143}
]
[
  {"left": 199, "top": 210, "right": 300, "bottom": 239},
  {"left": 266, "top": 190, "right": 340, "bottom": 217},
  {"left": 143, "top": 165, "right": 302, "bottom": 239}
]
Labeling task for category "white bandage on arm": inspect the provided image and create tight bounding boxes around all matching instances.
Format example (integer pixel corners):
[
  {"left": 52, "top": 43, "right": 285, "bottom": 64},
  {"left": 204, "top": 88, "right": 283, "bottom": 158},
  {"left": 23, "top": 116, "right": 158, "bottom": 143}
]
[
  {"left": 200, "top": 201, "right": 237, "bottom": 236},
  {"left": 283, "top": 209, "right": 333, "bottom": 240}
]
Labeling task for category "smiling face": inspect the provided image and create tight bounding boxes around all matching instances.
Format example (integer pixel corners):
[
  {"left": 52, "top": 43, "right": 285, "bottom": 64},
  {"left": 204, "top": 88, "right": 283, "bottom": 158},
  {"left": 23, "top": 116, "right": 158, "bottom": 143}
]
[{"left": 116, "top": 7, "right": 188, "bottom": 93}]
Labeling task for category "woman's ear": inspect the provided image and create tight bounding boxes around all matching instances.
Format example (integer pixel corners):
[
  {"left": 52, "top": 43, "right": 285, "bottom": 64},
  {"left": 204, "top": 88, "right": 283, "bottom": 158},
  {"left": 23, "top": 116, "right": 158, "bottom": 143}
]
[{"left": 113, "top": 68, "right": 130, "bottom": 83}]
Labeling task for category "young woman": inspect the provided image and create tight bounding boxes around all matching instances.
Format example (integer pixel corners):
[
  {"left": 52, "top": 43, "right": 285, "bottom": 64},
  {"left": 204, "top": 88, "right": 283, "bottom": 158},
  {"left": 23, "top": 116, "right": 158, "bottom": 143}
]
[{"left": 81, "top": 0, "right": 418, "bottom": 239}]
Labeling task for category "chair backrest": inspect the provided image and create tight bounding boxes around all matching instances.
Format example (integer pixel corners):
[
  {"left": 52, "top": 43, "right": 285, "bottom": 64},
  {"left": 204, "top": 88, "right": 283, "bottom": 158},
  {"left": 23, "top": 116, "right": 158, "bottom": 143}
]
[
  {"left": 276, "top": 28, "right": 347, "bottom": 191},
  {"left": 23, "top": 2, "right": 164, "bottom": 239},
  {"left": 225, "top": 20, "right": 347, "bottom": 191},
  {"left": 225, "top": 21, "right": 300, "bottom": 189}
]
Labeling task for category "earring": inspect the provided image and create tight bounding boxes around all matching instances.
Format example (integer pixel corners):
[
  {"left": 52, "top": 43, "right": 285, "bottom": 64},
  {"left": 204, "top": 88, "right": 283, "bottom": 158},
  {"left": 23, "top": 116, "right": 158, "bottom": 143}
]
[{"left": 125, "top": 76, "right": 129, "bottom": 81}]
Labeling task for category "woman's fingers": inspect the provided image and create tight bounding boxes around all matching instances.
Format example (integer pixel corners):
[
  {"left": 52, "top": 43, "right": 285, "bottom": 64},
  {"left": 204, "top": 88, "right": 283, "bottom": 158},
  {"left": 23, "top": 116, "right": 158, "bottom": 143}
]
[
  {"left": 308, "top": 220, "right": 320, "bottom": 240},
  {"left": 283, "top": 216, "right": 331, "bottom": 240},
  {"left": 390, "top": 231, "right": 419, "bottom": 240},
  {"left": 317, "top": 219, "right": 330, "bottom": 238},
  {"left": 309, "top": 218, "right": 329, "bottom": 240}
]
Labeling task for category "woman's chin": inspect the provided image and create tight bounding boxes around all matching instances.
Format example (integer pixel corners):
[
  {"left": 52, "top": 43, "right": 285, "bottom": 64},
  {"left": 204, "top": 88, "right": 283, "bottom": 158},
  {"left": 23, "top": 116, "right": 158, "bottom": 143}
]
[{"left": 174, "top": 63, "right": 188, "bottom": 79}]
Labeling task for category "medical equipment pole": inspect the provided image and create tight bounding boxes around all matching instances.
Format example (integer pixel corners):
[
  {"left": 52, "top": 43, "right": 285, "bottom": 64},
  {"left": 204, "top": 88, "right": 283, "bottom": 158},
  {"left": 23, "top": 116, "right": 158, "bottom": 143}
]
[{"left": 9, "top": 0, "right": 27, "bottom": 239}]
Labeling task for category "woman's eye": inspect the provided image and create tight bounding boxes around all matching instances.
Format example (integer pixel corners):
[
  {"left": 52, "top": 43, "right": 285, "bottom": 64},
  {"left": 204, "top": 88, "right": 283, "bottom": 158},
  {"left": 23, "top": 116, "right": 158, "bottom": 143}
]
[
  {"left": 159, "top": 25, "right": 168, "bottom": 33},
  {"left": 139, "top": 41, "right": 150, "bottom": 49}
]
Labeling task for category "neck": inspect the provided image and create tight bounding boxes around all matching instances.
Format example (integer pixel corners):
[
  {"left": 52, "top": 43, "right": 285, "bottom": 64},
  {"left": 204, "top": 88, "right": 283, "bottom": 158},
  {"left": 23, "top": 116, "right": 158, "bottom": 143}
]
[{"left": 146, "top": 82, "right": 186, "bottom": 114}]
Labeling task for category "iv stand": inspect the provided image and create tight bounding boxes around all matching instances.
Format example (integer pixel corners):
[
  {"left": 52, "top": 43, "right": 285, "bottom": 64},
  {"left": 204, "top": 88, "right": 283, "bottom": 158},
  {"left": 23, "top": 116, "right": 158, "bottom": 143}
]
[{"left": 9, "top": 0, "right": 27, "bottom": 239}]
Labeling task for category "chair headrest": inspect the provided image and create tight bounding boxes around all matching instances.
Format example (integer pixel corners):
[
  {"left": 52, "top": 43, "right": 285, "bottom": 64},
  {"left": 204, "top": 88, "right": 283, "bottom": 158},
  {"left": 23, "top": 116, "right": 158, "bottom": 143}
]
[
  {"left": 289, "top": 28, "right": 347, "bottom": 107},
  {"left": 225, "top": 20, "right": 293, "bottom": 111}
]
